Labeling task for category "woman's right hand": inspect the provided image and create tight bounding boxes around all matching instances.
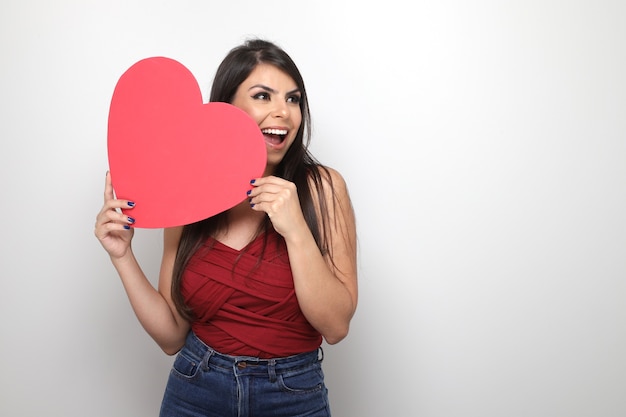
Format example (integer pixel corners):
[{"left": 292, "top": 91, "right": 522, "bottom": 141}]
[{"left": 94, "top": 171, "right": 136, "bottom": 259}]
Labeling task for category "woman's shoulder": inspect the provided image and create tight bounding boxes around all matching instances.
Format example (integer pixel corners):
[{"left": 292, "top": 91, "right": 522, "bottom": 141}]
[
  {"left": 163, "top": 226, "right": 184, "bottom": 250},
  {"left": 309, "top": 164, "right": 346, "bottom": 185},
  {"left": 308, "top": 164, "right": 350, "bottom": 200}
]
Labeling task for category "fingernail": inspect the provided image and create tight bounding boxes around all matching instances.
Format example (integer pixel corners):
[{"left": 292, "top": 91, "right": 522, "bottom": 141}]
[
  {"left": 127, "top": 201, "right": 135, "bottom": 207},
  {"left": 250, "top": 179, "right": 256, "bottom": 184},
  {"left": 124, "top": 225, "right": 131, "bottom": 230},
  {"left": 250, "top": 203, "right": 255, "bottom": 208},
  {"left": 246, "top": 190, "right": 252, "bottom": 195},
  {"left": 128, "top": 217, "right": 135, "bottom": 224}
]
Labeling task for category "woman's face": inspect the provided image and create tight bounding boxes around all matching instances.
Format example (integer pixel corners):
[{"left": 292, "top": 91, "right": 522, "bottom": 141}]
[{"left": 231, "top": 63, "right": 302, "bottom": 172}]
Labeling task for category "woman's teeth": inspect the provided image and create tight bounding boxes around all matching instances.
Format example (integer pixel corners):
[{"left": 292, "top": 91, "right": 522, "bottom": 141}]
[{"left": 261, "top": 128, "right": 287, "bottom": 135}]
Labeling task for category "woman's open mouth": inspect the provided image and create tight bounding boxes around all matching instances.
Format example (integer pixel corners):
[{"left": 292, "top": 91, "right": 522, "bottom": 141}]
[{"left": 261, "top": 128, "right": 288, "bottom": 147}]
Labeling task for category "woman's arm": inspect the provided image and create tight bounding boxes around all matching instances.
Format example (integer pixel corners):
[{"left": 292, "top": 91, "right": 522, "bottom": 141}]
[
  {"left": 249, "top": 168, "right": 358, "bottom": 344},
  {"left": 95, "top": 172, "right": 190, "bottom": 354}
]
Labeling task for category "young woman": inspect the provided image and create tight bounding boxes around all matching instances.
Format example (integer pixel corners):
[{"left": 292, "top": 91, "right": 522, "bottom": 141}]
[{"left": 95, "top": 39, "right": 358, "bottom": 416}]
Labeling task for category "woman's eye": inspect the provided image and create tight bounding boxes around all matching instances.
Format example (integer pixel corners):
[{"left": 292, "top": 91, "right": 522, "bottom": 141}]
[
  {"left": 287, "top": 95, "right": 301, "bottom": 104},
  {"left": 253, "top": 92, "right": 269, "bottom": 100}
]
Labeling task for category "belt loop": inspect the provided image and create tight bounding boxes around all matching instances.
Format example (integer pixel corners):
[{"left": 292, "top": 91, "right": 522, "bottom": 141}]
[
  {"left": 318, "top": 346, "right": 324, "bottom": 362},
  {"left": 201, "top": 348, "right": 214, "bottom": 372},
  {"left": 268, "top": 359, "right": 277, "bottom": 382}
]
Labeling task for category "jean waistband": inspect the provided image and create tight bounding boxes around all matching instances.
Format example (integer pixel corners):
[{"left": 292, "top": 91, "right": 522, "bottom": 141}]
[{"left": 183, "top": 331, "right": 323, "bottom": 374}]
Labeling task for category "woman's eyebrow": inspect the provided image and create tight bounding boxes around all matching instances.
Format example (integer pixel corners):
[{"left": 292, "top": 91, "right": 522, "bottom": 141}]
[
  {"left": 248, "top": 84, "right": 274, "bottom": 93},
  {"left": 248, "top": 84, "right": 301, "bottom": 95}
]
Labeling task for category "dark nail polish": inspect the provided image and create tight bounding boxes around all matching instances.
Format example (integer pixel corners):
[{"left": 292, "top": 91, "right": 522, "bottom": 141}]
[
  {"left": 127, "top": 201, "right": 135, "bottom": 207},
  {"left": 250, "top": 179, "right": 256, "bottom": 184},
  {"left": 246, "top": 190, "right": 251, "bottom": 195},
  {"left": 250, "top": 203, "right": 255, "bottom": 208},
  {"left": 128, "top": 217, "right": 135, "bottom": 224},
  {"left": 124, "top": 225, "right": 131, "bottom": 230}
]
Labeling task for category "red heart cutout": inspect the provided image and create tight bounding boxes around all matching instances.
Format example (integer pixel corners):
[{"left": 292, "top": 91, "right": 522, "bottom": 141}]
[{"left": 107, "top": 57, "right": 267, "bottom": 228}]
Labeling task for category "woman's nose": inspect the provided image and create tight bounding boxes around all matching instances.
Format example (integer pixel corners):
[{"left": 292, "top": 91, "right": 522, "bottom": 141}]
[{"left": 271, "top": 101, "right": 289, "bottom": 118}]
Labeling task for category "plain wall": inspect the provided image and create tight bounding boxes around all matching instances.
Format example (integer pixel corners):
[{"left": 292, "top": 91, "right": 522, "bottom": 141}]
[{"left": 1, "top": 1, "right": 625, "bottom": 416}]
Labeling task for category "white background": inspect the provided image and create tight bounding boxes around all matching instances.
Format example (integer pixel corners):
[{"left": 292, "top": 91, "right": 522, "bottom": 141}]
[{"left": 1, "top": 1, "right": 625, "bottom": 416}]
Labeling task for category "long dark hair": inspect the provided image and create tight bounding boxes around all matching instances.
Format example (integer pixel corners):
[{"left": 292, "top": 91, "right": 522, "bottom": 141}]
[{"left": 171, "top": 39, "right": 335, "bottom": 319}]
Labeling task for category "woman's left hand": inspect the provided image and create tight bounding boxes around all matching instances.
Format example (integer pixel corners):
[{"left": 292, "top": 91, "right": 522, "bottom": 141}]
[{"left": 248, "top": 176, "right": 308, "bottom": 240}]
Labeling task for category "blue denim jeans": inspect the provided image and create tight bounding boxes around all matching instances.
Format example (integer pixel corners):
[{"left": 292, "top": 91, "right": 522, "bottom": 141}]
[{"left": 160, "top": 332, "right": 331, "bottom": 417}]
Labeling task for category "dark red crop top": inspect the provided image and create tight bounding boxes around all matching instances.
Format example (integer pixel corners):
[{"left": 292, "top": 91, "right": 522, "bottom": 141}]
[{"left": 180, "top": 228, "right": 322, "bottom": 358}]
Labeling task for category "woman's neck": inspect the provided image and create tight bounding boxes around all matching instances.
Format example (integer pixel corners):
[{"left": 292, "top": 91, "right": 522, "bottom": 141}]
[{"left": 212, "top": 199, "right": 267, "bottom": 251}]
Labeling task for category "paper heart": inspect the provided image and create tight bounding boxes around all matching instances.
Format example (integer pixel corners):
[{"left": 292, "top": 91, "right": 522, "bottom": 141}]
[{"left": 107, "top": 57, "right": 266, "bottom": 228}]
